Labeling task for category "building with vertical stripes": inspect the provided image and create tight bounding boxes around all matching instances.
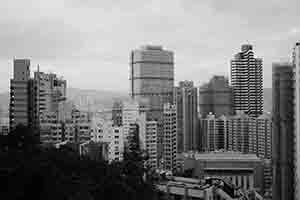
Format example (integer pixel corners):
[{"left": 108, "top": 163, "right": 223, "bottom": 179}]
[
  {"left": 9, "top": 59, "right": 31, "bottom": 130},
  {"left": 130, "top": 45, "right": 174, "bottom": 121},
  {"left": 293, "top": 43, "right": 300, "bottom": 200},
  {"left": 231, "top": 44, "right": 263, "bottom": 117},
  {"left": 174, "top": 80, "right": 198, "bottom": 152},
  {"left": 162, "top": 103, "right": 177, "bottom": 172},
  {"left": 199, "top": 113, "right": 228, "bottom": 152},
  {"left": 272, "top": 61, "right": 295, "bottom": 200}
]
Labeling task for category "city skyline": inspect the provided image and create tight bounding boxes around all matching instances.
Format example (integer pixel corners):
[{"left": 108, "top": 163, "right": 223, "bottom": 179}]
[{"left": 0, "top": 0, "right": 299, "bottom": 92}]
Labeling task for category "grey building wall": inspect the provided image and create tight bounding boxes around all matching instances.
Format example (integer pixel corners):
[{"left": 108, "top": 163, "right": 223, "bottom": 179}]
[
  {"left": 9, "top": 59, "right": 31, "bottom": 129},
  {"left": 174, "top": 81, "right": 198, "bottom": 152},
  {"left": 130, "top": 45, "right": 174, "bottom": 121},
  {"left": 272, "top": 62, "right": 294, "bottom": 200},
  {"left": 199, "top": 75, "right": 232, "bottom": 117}
]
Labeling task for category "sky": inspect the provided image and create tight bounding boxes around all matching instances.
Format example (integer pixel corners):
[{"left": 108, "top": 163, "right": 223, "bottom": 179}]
[{"left": 0, "top": 0, "right": 299, "bottom": 92}]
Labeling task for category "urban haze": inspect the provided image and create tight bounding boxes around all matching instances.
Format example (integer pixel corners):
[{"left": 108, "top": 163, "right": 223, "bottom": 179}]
[{"left": 1, "top": 0, "right": 300, "bottom": 200}]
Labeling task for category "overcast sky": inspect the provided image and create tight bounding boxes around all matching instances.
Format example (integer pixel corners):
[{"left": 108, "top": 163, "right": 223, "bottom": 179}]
[{"left": 0, "top": 0, "right": 299, "bottom": 92}]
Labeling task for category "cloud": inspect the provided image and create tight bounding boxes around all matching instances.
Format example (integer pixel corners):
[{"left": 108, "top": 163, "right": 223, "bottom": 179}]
[
  {"left": 0, "top": 19, "right": 85, "bottom": 60},
  {"left": 0, "top": 0, "right": 298, "bottom": 92}
]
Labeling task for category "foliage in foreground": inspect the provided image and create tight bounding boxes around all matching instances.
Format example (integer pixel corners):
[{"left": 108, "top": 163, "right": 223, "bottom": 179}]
[{"left": 0, "top": 125, "right": 156, "bottom": 200}]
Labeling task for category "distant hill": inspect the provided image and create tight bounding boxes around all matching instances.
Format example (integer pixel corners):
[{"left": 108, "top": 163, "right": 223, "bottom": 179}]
[
  {"left": 0, "top": 87, "right": 273, "bottom": 114},
  {"left": 263, "top": 88, "right": 272, "bottom": 113},
  {"left": 66, "top": 88, "right": 130, "bottom": 111}
]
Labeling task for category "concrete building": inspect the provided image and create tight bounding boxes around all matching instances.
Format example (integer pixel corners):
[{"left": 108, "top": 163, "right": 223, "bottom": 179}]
[
  {"left": 272, "top": 62, "right": 295, "bottom": 200},
  {"left": 227, "top": 112, "right": 251, "bottom": 153},
  {"left": 199, "top": 113, "right": 228, "bottom": 152},
  {"left": 231, "top": 44, "right": 263, "bottom": 117},
  {"left": 0, "top": 117, "right": 9, "bottom": 136},
  {"left": 249, "top": 113, "right": 272, "bottom": 159},
  {"left": 227, "top": 112, "right": 272, "bottom": 158},
  {"left": 162, "top": 103, "right": 177, "bottom": 172},
  {"left": 39, "top": 108, "right": 91, "bottom": 145},
  {"left": 9, "top": 59, "right": 31, "bottom": 129},
  {"left": 111, "top": 100, "right": 123, "bottom": 127},
  {"left": 79, "top": 141, "right": 109, "bottom": 161},
  {"left": 130, "top": 45, "right": 174, "bottom": 121},
  {"left": 180, "top": 151, "right": 265, "bottom": 195},
  {"left": 137, "top": 116, "right": 159, "bottom": 169},
  {"left": 91, "top": 120, "right": 125, "bottom": 162},
  {"left": 199, "top": 75, "right": 232, "bottom": 117},
  {"left": 122, "top": 99, "right": 149, "bottom": 146},
  {"left": 33, "top": 70, "right": 67, "bottom": 123},
  {"left": 174, "top": 81, "right": 198, "bottom": 152},
  {"left": 293, "top": 42, "right": 300, "bottom": 200}
]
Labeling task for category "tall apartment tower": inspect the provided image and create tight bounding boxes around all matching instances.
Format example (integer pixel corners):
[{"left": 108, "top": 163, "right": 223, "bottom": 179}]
[
  {"left": 248, "top": 114, "right": 272, "bottom": 159},
  {"left": 248, "top": 113, "right": 272, "bottom": 159},
  {"left": 130, "top": 45, "right": 174, "bottom": 121},
  {"left": 162, "top": 103, "right": 177, "bottom": 172},
  {"left": 293, "top": 43, "right": 300, "bottom": 200},
  {"left": 199, "top": 113, "right": 228, "bottom": 152},
  {"left": 199, "top": 75, "right": 232, "bottom": 117},
  {"left": 33, "top": 70, "right": 67, "bottom": 121},
  {"left": 227, "top": 111, "right": 251, "bottom": 153},
  {"left": 272, "top": 62, "right": 294, "bottom": 200},
  {"left": 231, "top": 44, "right": 263, "bottom": 117},
  {"left": 174, "top": 81, "right": 198, "bottom": 152},
  {"left": 9, "top": 59, "right": 31, "bottom": 130}
]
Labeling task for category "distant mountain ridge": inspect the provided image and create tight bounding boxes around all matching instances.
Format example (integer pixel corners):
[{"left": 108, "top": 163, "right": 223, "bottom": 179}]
[{"left": 0, "top": 88, "right": 272, "bottom": 114}]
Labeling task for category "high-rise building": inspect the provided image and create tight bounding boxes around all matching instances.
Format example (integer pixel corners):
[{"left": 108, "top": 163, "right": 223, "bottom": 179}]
[
  {"left": 227, "top": 111, "right": 272, "bottom": 158},
  {"left": 249, "top": 113, "right": 272, "bottom": 159},
  {"left": 174, "top": 81, "right": 198, "bottom": 152},
  {"left": 227, "top": 112, "right": 251, "bottom": 153},
  {"left": 130, "top": 45, "right": 174, "bottom": 121},
  {"left": 272, "top": 62, "right": 294, "bottom": 200},
  {"left": 231, "top": 44, "right": 263, "bottom": 117},
  {"left": 199, "top": 113, "right": 228, "bottom": 152},
  {"left": 33, "top": 70, "right": 67, "bottom": 121},
  {"left": 162, "top": 103, "right": 177, "bottom": 172},
  {"left": 199, "top": 75, "right": 232, "bottom": 117},
  {"left": 293, "top": 43, "right": 300, "bottom": 200},
  {"left": 9, "top": 59, "right": 31, "bottom": 130},
  {"left": 121, "top": 99, "right": 158, "bottom": 169}
]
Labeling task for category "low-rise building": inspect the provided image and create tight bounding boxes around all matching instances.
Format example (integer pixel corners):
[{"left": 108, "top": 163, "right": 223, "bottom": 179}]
[{"left": 179, "top": 151, "right": 265, "bottom": 195}]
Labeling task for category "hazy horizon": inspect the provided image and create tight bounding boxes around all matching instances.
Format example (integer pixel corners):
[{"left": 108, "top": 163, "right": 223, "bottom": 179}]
[{"left": 1, "top": 0, "right": 299, "bottom": 92}]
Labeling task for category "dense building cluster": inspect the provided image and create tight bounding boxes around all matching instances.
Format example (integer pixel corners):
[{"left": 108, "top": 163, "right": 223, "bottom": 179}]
[{"left": 7, "top": 43, "right": 300, "bottom": 200}]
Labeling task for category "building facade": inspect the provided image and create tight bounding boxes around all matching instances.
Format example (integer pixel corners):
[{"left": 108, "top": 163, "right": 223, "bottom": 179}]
[
  {"left": 293, "top": 43, "right": 300, "bottom": 200},
  {"left": 174, "top": 81, "right": 198, "bottom": 152},
  {"left": 199, "top": 75, "right": 232, "bottom": 117},
  {"left": 249, "top": 113, "right": 272, "bottom": 159},
  {"left": 130, "top": 45, "right": 174, "bottom": 121},
  {"left": 200, "top": 113, "right": 228, "bottom": 152},
  {"left": 231, "top": 44, "right": 263, "bottom": 117},
  {"left": 39, "top": 108, "right": 92, "bottom": 145},
  {"left": 9, "top": 59, "right": 31, "bottom": 129},
  {"left": 180, "top": 151, "right": 265, "bottom": 194},
  {"left": 111, "top": 100, "right": 123, "bottom": 127},
  {"left": 162, "top": 103, "right": 177, "bottom": 172},
  {"left": 33, "top": 70, "right": 67, "bottom": 123},
  {"left": 91, "top": 120, "right": 125, "bottom": 162},
  {"left": 272, "top": 64, "right": 294, "bottom": 200}
]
